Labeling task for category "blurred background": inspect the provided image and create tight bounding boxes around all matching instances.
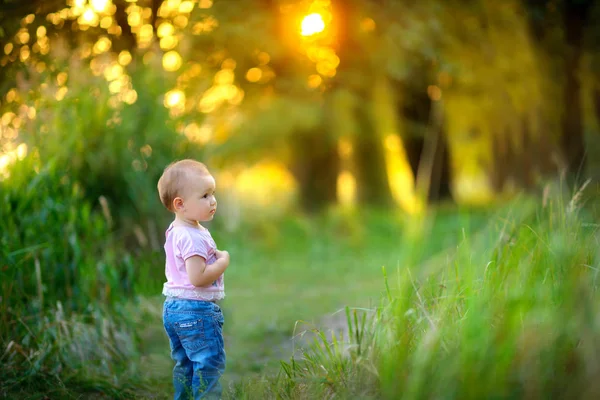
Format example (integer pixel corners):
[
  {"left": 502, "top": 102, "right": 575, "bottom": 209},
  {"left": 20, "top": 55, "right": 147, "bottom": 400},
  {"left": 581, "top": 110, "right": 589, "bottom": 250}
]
[{"left": 1, "top": 0, "right": 600, "bottom": 398}]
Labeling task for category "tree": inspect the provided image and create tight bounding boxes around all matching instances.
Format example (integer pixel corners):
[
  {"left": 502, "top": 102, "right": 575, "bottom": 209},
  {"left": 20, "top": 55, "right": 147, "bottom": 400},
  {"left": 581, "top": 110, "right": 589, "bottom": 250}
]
[{"left": 524, "top": 0, "right": 595, "bottom": 176}]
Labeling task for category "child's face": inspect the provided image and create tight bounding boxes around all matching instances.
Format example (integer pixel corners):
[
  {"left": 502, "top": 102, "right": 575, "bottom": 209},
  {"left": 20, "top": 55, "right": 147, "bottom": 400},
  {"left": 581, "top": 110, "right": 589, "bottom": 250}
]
[{"left": 177, "top": 173, "right": 217, "bottom": 222}]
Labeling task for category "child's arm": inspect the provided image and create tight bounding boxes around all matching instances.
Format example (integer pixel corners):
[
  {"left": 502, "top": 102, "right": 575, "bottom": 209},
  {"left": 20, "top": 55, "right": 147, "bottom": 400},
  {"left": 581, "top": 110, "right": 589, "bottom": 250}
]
[{"left": 185, "top": 251, "right": 230, "bottom": 287}]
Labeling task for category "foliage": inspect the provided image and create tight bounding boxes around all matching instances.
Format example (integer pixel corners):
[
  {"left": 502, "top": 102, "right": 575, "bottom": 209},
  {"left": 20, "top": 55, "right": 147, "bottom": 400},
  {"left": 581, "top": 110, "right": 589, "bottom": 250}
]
[
  {"left": 3, "top": 0, "right": 597, "bottom": 211},
  {"left": 0, "top": 60, "right": 203, "bottom": 393},
  {"left": 1, "top": 155, "right": 120, "bottom": 313},
  {"left": 245, "top": 185, "right": 600, "bottom": 399},
  {"left": 14, "top": 55, "right": 201, "bottom": 226},
  {"left": 0, "top": 154, "right": 143, "bottom": 397}
]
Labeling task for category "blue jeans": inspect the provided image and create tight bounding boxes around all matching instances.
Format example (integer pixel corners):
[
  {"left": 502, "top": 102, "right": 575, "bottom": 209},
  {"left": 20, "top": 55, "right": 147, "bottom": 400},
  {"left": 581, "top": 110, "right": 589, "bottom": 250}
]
[{"left": 163, "top": 298, "right": 226, "bottom": 400}]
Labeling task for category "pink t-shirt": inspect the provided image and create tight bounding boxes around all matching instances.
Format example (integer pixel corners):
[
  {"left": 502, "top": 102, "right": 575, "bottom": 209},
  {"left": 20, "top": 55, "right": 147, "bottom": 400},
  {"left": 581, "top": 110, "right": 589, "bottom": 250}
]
[{"left": 162, "top": 224, "right": 225, "bottom": 301}]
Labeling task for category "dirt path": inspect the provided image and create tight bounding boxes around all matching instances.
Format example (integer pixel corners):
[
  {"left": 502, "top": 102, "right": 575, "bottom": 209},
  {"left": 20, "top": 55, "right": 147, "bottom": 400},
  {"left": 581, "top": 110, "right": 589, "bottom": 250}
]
[{"left": 134, "top": 296, "right": 370, "bottom": 397}]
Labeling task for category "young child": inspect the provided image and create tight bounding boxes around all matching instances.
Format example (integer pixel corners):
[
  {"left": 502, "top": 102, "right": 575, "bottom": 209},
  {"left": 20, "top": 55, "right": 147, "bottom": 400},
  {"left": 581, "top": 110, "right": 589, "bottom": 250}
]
[{"left": 157, "top": 159, "right": 230, "bottom": 399}]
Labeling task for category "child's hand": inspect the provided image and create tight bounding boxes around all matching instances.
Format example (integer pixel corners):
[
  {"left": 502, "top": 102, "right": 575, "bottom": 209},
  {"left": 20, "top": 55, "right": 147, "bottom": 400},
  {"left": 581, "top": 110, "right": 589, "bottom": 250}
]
[{"left": 216, "top": 250, "right": 230, "bottom": 267}]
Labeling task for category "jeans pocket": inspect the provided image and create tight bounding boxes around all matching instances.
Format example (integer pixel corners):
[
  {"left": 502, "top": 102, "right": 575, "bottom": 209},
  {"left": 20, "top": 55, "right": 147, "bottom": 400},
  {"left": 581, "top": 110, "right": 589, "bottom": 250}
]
[
  {"left": 212, "top": 310, "right": 224, "bottom": 331},
  {"left": 214, "top": 310, "right": 224, "bottom": 325},
  {"left": 174, "top": 317, "right": 207, "bottom": 351}
]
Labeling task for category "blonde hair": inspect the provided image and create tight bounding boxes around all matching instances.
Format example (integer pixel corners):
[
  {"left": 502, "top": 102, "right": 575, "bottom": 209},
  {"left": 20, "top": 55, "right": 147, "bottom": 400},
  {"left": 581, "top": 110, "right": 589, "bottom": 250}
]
[{"left": 157, "top": 159, "right": 210, "bottom": 212}]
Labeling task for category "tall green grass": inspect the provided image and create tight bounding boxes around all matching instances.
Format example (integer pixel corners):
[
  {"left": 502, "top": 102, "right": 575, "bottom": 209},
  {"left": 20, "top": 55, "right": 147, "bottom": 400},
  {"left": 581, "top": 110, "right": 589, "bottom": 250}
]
[
  {"left": 0, "top": 61, "right": 200, "bottom": 397},
  {"left": 0, "top": 155, "right": 140, "bottom": 398},
  {"left": 237, "top": 185, "right": 600, "bottom": 399}
]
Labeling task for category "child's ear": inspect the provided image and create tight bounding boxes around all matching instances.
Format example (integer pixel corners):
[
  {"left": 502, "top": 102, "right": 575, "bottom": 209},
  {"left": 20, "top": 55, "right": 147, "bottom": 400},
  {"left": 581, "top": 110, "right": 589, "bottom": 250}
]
[{"left": 173, "top": 197, "right": 184, "bottom": 211}]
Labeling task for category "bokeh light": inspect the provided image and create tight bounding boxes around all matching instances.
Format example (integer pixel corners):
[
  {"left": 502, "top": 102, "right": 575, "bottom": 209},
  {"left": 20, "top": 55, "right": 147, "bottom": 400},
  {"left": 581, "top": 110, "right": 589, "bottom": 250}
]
[
  {"left": 162, "top": 51, "right": 183, "bottom": 72},
  {"left": 301, "top": 13, "right": 325, "bottom": 36}
]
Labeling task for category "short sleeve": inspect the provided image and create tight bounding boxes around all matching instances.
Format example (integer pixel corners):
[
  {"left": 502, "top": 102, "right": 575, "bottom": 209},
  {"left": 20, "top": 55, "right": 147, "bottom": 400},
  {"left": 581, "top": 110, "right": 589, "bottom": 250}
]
[{"left": 175, "top": 230, "right": 209, "bottom": 261}]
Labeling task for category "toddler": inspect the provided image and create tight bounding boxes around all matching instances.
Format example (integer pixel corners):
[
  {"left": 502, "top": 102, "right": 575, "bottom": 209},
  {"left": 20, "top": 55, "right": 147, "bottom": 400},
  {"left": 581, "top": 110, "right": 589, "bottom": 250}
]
[{"left": 157, "top": 159, "right": 229, "bottom": 399}]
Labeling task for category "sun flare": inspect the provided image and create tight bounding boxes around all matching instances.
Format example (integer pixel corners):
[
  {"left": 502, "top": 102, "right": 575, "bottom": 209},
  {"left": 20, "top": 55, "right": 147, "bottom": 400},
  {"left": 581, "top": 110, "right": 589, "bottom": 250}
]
[{"left": 301, "top": 13, "right": 325, "bottom": 36}]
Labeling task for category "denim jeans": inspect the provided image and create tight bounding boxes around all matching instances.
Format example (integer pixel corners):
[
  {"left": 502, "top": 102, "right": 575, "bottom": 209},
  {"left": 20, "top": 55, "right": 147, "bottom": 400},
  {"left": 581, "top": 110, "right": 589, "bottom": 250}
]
[{"left": 163, "top": 298, "right": 226, "bottom": 400}]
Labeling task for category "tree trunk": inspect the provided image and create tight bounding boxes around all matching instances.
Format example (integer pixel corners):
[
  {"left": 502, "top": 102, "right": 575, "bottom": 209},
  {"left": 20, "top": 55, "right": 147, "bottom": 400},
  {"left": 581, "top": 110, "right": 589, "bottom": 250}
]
[
  {"left": 289, "top": 128, "right": 339, "bottom": 213},
  {"left": 595, "top": 89, "right": 600, "bottom": 126},
  {"left": 413, "top": 99, "right": 452, "bottom": 202},
  {"left": 353, "top": 100, "right": 395, "bottom": 207},
  {"left": 151, "top": 0, "right": 161, "bottom": 28},
  {"left": 561, "top": 4, "right": 589, "bottom": 175},
  {"left": 398, "top": 84, "right": 452, "bottom": 203},
  {"left": 524, "top": 0, "right": 592, "bottom": 177},
  {"left": 113, "top": 0, "right": 137, "bottom": 52},
  {"left": 404, "top": 134, "right": 424, "bottom": 186},
  {"left": 490, "top": 132, "right": 509, "bottom": 192},
  {"left": 327, "top": 1, "right": 395, "bottom": 208},
  {"left": 424, "top": 121, "right": 452, "bottom": 202}
]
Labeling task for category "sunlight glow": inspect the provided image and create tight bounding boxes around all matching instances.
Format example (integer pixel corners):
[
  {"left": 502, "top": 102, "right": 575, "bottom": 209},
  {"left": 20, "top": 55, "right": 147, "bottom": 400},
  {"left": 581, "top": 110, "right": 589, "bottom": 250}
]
[
  {"left": 23, "top": 14, "right": 35, "bottom": 25},
  {"left": 179, "top": 1, "right": 194, "bottom": 13},
  {"left": 192, "top": 16, "right": 218, "bottom": 34},
  {"left": 55, "top": 87, "right": 68, "bottom": 101},
  {"left": 118, "top": 50, "right": 132, "bottom": 66},
  {"left": 162, "top": 51, "right": 182, "bottom": 71},
  {"left": 173, "top": 15, "right": 189, "bottom": 28},
  {"left": 167, "top": 0, "right": 182, "bottom": 9},
  {"left": 160, "top": 36, "right": 178, "bottom": 50},
  {"left": 100, "top": 16, "right": 113, "bottom": 29},
  {"left": 81, "top": 8, "right": 98, "bottom": 24},
  {"left": 245, "top": 68, "right": 262, "bottom": 83},
  {"left": 127, "top": 11, "right": 142, "bottom": 27},
  {"left": 1, "top": 112, "right": 15, "bottom": 125},
  {"left": 383, "top": 134, "right": 422, "bottom": 214},
  {"left": 19, "top": 46, "right": 30, "bottom": 62},
  {"left": 157, "top": 22, "right": 175, "bottom": 38},
  {"left": 108, "top": 78, "right": 123, "bottom": 93},
  {"left": 214, "top": 69, "right": 234, "bottom": 85},
  {"left": 164, "top": 89, "right": 185, "bottom": 108},
  {"left": 199, "top": 0, "right": 213, "bottom": 9},
  {"left": 138, "top": 24, "right": 154, "bottom": 47},
  {"left": 17, "top": 29, "right": 30, "bottom": 44},
  {"left": 81, "top": 8, "right": 98, "bottom": 25},
  {"left": 57, "top": 72, "right": 68, "bottom": 86},
  {"left": 307, "top": 74, "right": 322, "bottom": 88},
  {"left": 0, "top": 143, "right": 28, "bottom": 180},
  {"left": 103, "top": 63, "right": 123, "bottom": 81},
  {"left": 184, "top": 123, "right": 212, "bottom": 144},
  {"left": 235, "top": 162, "right": 296, "bottom": 208},
  {"left": 91, "top": 0, "right": 111, "bottom": 13},
  {"left": 301, "top": 13, "right": 325, "bottom": 36},
  {"left": 122, "top": 90, "right": 138, "bottom": 105},
  {"left": 337, "top": 171, "right": 356, "bottom": 206},
  {"left": 93, "top": 36, "right": 112, "bottom": 54},
  {"left": 36, "top": 26, "right": 47, "bottom": 38}
]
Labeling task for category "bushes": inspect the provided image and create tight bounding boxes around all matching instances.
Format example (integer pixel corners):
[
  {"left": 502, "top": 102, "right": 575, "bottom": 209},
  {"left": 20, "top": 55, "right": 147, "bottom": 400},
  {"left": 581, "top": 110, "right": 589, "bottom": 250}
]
[
  {"left": 19, "top": 61, "right": 202, "bottom": 229},
  {"left": 0, "top": 58, "right": 201, "bottom": 396},
  {"left": 0, "top": 154, "right": 141, "bottom": 395},
  {"left": 1, "top": 156, "right": 120, "bottom": 312}
]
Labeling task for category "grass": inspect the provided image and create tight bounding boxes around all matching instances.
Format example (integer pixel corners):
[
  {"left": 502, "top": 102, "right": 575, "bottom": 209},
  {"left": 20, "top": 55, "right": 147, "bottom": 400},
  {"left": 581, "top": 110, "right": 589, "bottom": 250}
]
[
  {"left": 129, "top": 204, "right": 496, "bottom": 397},
  {"left": 5, "top": 182, "right": 599, "bottom": 399},
  {"left": 230, "top": 184, "right": 600, "bottom": 399}
]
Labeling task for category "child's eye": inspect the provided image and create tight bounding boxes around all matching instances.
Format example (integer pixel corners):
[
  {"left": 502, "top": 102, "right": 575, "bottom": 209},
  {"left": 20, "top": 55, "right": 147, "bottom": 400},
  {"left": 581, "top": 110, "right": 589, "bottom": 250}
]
[{"left": 202, "top": 194, "right": 208, "bottom": 198}]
